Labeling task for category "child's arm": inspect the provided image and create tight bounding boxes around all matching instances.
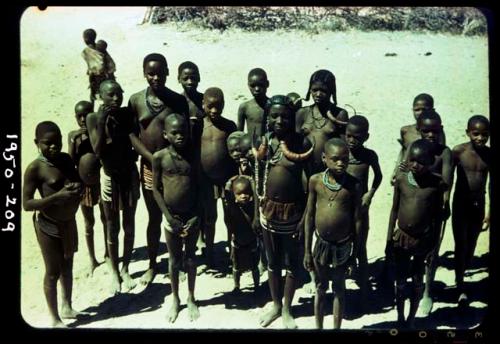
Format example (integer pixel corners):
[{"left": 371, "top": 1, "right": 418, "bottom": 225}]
[
  {"left": 390, "top": 128, "right": 407, "bottom": 185},
  {"left": 441, "top": 147, "right": 453, "bottom": 220},
  {"left": 68, "top": 132, "right": 77, "bottom": 163},
  {"left": 350, "top": 180, "right": 363, "bottom": 267},
  {"left": 303, "top": 175, "right": 317, "bottom": 272},
  {"left": 22, "top": 163, "right": 80, "bottom": 211},
  {"left": 151, "top": 151, "right": 183, "bottom": 232},
  {"left": 363, "top": 151, "right": 383, "bottom": 208},
  {"left": 87, "top": 107, "right": 108, "bottom": 159},
  {"left": 237, "top": 103, "right": 246, "bottom": 132},
  {"left": 128, "top": 100, "right": 154, "bottom": 164},
  {"left": 386, "top": 177, "right": 401, "bottom": 246}
]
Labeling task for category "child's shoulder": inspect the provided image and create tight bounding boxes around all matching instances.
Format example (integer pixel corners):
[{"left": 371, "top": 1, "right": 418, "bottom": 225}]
[
  {"left": 400, "top": 123, "right": 415, "bottom": 132},
  {"left": 452, "top": 142, "right": 469, "bottom": 154}
]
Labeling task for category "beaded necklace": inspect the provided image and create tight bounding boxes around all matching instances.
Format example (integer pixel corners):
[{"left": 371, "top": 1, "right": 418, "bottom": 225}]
[{"left": 322, "top": 169, "right": 345, "bottom": 207}]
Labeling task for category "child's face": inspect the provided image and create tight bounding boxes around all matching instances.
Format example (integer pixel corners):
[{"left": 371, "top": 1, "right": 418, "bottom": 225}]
[
  {"left": 408, "top": 149, "right": 432, "bottom": 175},
  {"left": 268, "top": 104, "right": 292, "bottom": 135},
  {"left": 203, "top": 96, "right": 224, "bottom": 121},
  {"left": 83, "top": 34, "right": 95, "bottom": 45},
  {"left": 322, "top": 144, "right": 349, "bottom": 177},
  {"left": 233, "top": 181, "right": 253, "bottom": 204},
  {"left": 36, "top": 131, "right": 62, "bottom": 159},
  {"left": 248, "top": 74, "right": 269, "bottom": 99},
  {"left": 418, "top": 118, "right": 442, "bottom": 144},
  {"left": 144, "top": 61, "right": 167, "bottom": 91},
  {"left": 227, "top": 138, "right": 242, "bottom": 162},
  {"left": 100, "top": 83, "right": 123, "bottom": 109},
  {"left": 467, "top": 121, "right": 489, "bottom": 148},
  {"left": 345, "top": 124, "right": 368, "bottom": 151},
  {"left": 178, "top": 68, "right": 200, "bottom": 93},
  {"left": 75, "top": 105, "right": 92, "bottom": 129},
  {"left": 412, "top": 100, "right": 432, "bottom": 121},
  {"left": 163, "top": 120, "right": 188, "bottom": 149},
  {"left": 310, "top": 81, "right": 331, "bottom": 105},
  {"left": 96, "top": 42, "right": 107, "bottom": 53}
]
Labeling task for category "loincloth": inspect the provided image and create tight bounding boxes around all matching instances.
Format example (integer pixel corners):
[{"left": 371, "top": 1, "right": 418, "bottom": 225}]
[
  {"left": 100, "top": 166, "right": 140, "bottom": 211},
  {"left": 80, "top": 184, "right": 100, "bottom": 207},
  {"left": 140, "top": 159, "right": 154, "bottom": 191},
  {"left": 313, "top": 231, "right": 352, "bottom": 268},
  {"left": 161, "top": 209, "right": 196, "bottom": 236},
  {"left": 392, "top": 223, "right": 433, "bottom": 256},
  {"left": 260, "top": 197, "right": 303, "bottom": 223},
  {"left": 230, "top": 239, "right": 259, "bottom": 273},
  {"left": 33, "top": 212, "right": 78, "bottom": 259}
]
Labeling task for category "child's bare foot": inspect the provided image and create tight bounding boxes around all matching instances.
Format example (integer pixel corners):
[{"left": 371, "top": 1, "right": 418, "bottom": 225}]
[
  {"left": 179, "top": 270, "right": 187, "bottom": 282},
  {"left": 121, "top": 271, "right": 137, "bottom": 291},
  {"left": 259, "top": 305, "right": 281, "bottom": 327},
  {"left": 139, "top": 268, "right": 156, "bottom": 286},
  {"left": 282, "top": 309, "right": 297, "bottom": 329},
  {"left": 110, "top": 274, "right": 121, "bottom": 295},
  {"left": 166, "top": 298, "right": 181, "bottom": 323},
  {"left": 187, "top": 299, "right": 200, "bottom": 321},
  {"left": 86, "top": 259, "right": 100, "bottom": 278},
  {"left": 60, "top": 306, "right": 82, "bottom": 319},
  {"left": 52, "top": 319, "right": 67, "bottom": 328}
]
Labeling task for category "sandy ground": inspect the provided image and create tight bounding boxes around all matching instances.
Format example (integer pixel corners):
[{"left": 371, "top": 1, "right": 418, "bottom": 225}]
[{"left": 20, "top": 6, "right": 490, "bottom": 330}]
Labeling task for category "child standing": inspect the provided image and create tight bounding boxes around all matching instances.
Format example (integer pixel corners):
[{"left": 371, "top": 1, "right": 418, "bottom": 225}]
[
  {"left": 23, "top": 121, "right": 83, "bottom": 327},
  {"left": 451, "top": 115, "right": 490, "bottom": 305}
]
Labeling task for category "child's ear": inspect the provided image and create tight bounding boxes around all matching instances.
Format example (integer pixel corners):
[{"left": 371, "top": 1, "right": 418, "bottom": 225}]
[
  {"left": 165, "top": 67, "right": 169, "bottom": 76},
  {"left": 321, "top": 152, "right": 326, "bottom": 163},
  {"left": 162, "top": 130, "right": 168, "bottom": 140},
  {"left": 34, "top": 139, "right": 38, "bottom": 145},
  {"left": 265, "top": 80, "right": 270, "bottom": 88},
  {"left": 365, "top": 133, "right": 370, "bottom": 142}
]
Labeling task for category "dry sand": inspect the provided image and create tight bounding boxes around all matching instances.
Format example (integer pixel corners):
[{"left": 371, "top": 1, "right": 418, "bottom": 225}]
[{"left": 20, "top": 6, "right": 489, "bottom": 330}]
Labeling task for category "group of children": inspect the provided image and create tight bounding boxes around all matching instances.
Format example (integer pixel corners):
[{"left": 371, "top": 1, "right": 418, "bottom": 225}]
[{"left": 22, "top": 28, "right": 491, "bottom": 329}]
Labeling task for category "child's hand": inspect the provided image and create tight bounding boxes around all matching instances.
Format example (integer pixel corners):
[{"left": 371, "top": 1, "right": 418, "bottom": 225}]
[
  {"left": 293, "top": 220, "right": 304, "bottom": 241},
  {"left": 346, "top": 255, "right": 357, "bottom": 276},
  {"left": 390, "top": 174, "right": 396, "bottom": 186},
  {"left": 398, "top": 161, "right": 408, "bottom": 172},
  {"left": 56, "top": 184, "right": 82, "bottom": 202},
  {"left": 361, "top": 192, "right": 373, "bottom": 210},
  {"left": 303, "top": 252, "right": 314, "bottom": 272},
  {"left": 184, "top": 215, "right": 200, "bottom": 231}
]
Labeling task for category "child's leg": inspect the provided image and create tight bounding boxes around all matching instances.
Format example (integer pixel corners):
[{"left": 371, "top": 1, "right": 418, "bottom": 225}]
[
  {"left": 313, "top": 260, "right": 329, "bottom": 329},
  {"left": 59, "top": 256, "right": 81, "bottom": 319},
  {"left": 357, "top": 211, "right": 370, "bottom": 298},
  {"left": 282, "top": 235, "right": 299, "bottom": 329},
  {"left": 81, "top": 204, "right": 99, "bottom": 275},
  {"left": 422, "top": 218, "right": 443, "bottom": 314},
  {"left": 232, "top": 269, "right": 241, "bottom": 291},
  {"left": 121, "top": 199, "right": 137, "bottom": 291},
  {"left": 102, "top": 200, "right": 122, "bottom": 294},
  {"left": 332, "top": 265, "right": 347, "bottom": 329},
  {"left": 251, "top": 266, "right": 260, "bottom": 291},
  {"left": 201, "top": 184, "right": 217, "bottom": 268},
  {"left": 164, "top": 228, "right": 183, "bottom": 323},
  {"left": 259, "top": 229, "right": 282, "bottom": 327},
  {"left": 140, "top": 184, "right": 163, "bottom": 285},
  {"left": 452, "top": 208, "right": 467, "bottom": 296},
  {"left": 394, "top": 247, "right": 411, "bottom": 325},
  {"left": 98, "top": 201, "right": 109, "bottom": 259},
  {"left": 185, "top": 227, "right": 200, "bottom": 321},
  {"left": 35, "top": 226, "right": 65, "bottom": 327},
  {"left": 407, "top": 257, "right": 425, "bottom": 328}
]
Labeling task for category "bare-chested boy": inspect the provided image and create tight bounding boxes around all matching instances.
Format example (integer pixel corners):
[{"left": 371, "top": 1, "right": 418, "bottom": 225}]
[
  {"left": 405, "top": 109, "right": 452, "bottom": 314},
  {"left": 451, "top": 115, "right": 490, "bottom": 306},
  {"left": 237, "top": 68, "right": 269, "bottom": 138},
  {"left": 23, "top": 121, "right": 83, "bottom": 327},
  {"left": 225, "top": 176, "right": 260, "bottom": 294},
  {"left": 387, "top": 139, "right": 445, "bottom": 328},
  {"left": 68, "top": 100, "right": 108, "bottom": 276},
  {"left": 345, "top": 116, "right": 382, "bottom": 300},
  {"left": 254, "top": 95, "right": 313, "bottom": 329},
  {"left": 178, "top": 61, "right": 204, "bottom": 137},
  {"left": 128, "top": 53, "right": 189, "bottom": 285},
  {"left": 297, "top": 69, "right": 349, "bottom": 174},
  {"left": 152, "top": 113, "right": 201, "bottom": 323},
  {"left": 197, "top": 87, "right": 238, "bottom": 269},
  {"left": 87, "top": 79, "right": 140, "bottom": 294},
  {"left": 304, "top": 138, "right": 361, "bottom": 329}
]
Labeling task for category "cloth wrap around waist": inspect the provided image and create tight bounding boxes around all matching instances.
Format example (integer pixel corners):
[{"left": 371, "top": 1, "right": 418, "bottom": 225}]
[
  {"left": 33, "top": 212, "right": 78, "bottom": 259},
  {"left": 259, "top": 197, "right": 303, "bottom": 234},
  {"left": 313, "top": 231, "right": 352, "bottom": 268},
  {"left": 392, "top": 223, "right": 434, "bottom": 256}
]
